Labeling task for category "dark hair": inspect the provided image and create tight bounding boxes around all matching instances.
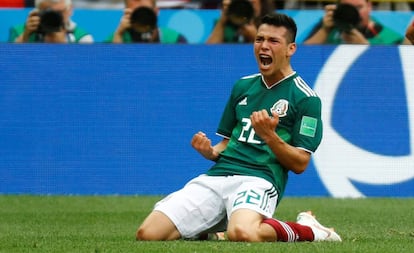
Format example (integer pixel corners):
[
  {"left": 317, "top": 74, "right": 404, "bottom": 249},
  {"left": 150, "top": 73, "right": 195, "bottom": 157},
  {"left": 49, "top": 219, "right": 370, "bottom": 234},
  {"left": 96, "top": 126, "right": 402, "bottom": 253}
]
[{"left": 260, "top": 13, "right": 297, "bottom": 43}]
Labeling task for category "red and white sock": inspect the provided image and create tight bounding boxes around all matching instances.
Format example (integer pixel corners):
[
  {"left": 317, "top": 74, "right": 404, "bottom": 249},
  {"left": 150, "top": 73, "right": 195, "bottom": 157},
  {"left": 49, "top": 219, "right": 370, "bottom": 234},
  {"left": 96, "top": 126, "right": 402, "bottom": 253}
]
[{"left": 262, "top": 218, "right": 314, "bottom": 242}]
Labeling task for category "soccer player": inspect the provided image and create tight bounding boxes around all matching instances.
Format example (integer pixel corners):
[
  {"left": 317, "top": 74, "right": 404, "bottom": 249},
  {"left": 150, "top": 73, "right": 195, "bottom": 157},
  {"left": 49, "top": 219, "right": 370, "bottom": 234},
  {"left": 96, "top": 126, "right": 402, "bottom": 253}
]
[{"left": 136, "top": 13, "right": 341, "bottom": 243}]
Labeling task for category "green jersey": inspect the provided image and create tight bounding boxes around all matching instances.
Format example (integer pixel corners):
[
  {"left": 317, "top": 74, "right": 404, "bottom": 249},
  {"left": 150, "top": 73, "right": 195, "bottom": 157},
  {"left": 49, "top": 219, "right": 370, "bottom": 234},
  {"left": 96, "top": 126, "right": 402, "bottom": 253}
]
[
  {"left": 207, "top": 72, "right": 323, "bottom": 201},
  {"left": 105, "top": 27, "right": 187, "bottom": 43}
]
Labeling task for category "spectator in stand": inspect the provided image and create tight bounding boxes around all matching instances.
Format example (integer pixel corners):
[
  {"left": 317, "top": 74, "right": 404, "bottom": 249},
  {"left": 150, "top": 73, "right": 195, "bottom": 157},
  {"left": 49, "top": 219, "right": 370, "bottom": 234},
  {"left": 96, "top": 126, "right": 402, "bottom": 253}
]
[
  {"left": 404, "top": 19, "right": 414, "bottom": 45},
  {"left": 206, "top": 0, "right": 275, "bottom": 44},
  {"left": 304, "top": 0, "right": 404, "bottom": 45},
  {"left": 8, "top": 0, "right": 93, "bottom": 43},
  {"left": 107, "top": 0, "right": 187, "bottom": 43}
]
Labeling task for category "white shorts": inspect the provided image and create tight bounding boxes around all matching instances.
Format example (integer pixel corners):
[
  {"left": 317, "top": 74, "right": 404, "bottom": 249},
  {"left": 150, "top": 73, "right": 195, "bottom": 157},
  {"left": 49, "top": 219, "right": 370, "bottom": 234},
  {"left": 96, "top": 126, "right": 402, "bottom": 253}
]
[{"left": 153, "top": 174, "right": 279, "bottom": 238}]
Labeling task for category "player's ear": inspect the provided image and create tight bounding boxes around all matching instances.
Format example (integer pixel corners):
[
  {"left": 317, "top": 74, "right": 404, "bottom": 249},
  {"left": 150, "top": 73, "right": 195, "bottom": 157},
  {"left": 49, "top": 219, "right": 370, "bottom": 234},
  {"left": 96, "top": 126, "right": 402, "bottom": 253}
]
[{"left": 287, "top": 42, "right": 296, "bottom": 57}]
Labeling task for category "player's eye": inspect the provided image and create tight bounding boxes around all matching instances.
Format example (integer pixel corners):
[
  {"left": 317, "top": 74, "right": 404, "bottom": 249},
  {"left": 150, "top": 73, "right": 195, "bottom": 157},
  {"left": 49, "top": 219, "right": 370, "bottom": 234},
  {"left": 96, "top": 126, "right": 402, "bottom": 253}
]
[{"left": 255, "top": 36, "right": 264, "bottom": 42}]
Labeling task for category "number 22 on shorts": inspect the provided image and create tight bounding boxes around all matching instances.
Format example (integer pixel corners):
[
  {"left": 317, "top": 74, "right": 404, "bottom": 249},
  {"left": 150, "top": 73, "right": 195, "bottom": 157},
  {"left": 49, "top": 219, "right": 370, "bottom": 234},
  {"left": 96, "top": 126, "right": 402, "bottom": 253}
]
[{"left": 233, "top": 189, "right": 261, "bottom": 207}]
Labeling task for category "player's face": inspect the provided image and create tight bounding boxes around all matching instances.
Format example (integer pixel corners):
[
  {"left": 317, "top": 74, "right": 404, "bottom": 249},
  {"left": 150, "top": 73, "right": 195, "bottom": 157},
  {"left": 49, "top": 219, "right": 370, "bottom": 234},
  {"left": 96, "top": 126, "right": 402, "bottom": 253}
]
[{"left": 254, "top": 24, "right": 296, "bottom": 84}]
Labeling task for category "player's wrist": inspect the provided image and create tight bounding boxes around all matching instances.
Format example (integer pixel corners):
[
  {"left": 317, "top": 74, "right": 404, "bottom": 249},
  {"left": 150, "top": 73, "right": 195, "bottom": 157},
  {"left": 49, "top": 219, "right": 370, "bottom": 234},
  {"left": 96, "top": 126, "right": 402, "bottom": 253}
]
[{"left": 261, "top": 132, "right": 280, "bottom": 146}]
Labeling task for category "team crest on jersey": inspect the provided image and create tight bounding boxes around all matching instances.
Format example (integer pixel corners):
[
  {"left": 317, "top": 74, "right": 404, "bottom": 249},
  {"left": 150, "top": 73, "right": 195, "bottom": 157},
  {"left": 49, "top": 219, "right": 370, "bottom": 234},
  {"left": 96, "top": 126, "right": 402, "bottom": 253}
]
[{"left": 271, "top": 99, "right": 289, "bottom": 117}]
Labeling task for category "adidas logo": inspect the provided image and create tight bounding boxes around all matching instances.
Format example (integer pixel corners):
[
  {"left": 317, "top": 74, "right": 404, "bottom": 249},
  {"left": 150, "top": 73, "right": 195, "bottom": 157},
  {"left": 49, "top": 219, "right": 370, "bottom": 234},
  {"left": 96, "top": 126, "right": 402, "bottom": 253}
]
[{"left": 238, "top": 97, "right": 247, "bottom": 105}]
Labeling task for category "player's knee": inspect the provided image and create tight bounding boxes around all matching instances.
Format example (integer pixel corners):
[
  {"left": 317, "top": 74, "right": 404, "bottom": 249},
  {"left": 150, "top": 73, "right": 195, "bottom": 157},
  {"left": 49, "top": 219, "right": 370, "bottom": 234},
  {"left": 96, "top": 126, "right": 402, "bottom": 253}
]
[
  {"left": 136, "top": 227, "right": 148, "bottom": 240},
  {"left": 227, "top": 224, "right": 256, "bottom": 242},
  {"left": 136, "top": 226, "right": 159, "bottom": 241},
  {"left": 136, "top": 225, "right": 181, "bottom": 241},
  {"left": 136, "top": 211, "right": 182, "bottom": 241}
]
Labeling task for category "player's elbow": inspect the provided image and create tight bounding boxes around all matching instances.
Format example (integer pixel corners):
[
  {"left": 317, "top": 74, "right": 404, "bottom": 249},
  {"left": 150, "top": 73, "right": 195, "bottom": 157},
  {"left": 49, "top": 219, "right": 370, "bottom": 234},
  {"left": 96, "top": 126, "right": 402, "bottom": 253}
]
[
  {"left": 290, "top": 166, "right": 306, "bottom": 174},
  {"left": 289, "top": 159, "right": 310, "bottom": 174},
  {"left": 289, "top": 150, "right": 311, "bottom": 174}
]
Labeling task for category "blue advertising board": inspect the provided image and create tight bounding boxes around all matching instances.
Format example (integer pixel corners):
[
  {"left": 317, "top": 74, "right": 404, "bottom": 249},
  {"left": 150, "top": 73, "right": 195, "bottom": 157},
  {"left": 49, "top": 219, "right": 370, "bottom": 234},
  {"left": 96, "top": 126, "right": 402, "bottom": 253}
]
[{"left": 0, "top": 44, "right": 413, "bottom": 197}]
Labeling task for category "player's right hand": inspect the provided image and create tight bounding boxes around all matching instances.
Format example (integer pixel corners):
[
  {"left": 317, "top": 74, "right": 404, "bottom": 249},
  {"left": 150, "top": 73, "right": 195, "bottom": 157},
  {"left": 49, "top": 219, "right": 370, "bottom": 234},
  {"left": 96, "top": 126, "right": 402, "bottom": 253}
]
[{"left": 191, "top": 132, "right": 217, "bottom": 161}]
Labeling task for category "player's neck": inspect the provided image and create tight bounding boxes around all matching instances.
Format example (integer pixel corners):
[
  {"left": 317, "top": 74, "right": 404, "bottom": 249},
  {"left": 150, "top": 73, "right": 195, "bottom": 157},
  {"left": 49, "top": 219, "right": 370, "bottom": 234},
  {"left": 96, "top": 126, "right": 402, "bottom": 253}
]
[{"left": 263, "top": 68, "right": 295, "bottom": 88}]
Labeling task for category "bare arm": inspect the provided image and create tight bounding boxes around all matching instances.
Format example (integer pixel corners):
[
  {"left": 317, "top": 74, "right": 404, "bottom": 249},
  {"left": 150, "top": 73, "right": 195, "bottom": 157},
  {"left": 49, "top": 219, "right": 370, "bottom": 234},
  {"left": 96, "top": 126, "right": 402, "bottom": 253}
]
[
  {"left": 250, "top": 110, "right": 311, "bottom": 174},
  {"left": 206, "top": 0, "right": 230, "bottom": 44},
  {"left": 206, "top": 16, "right": 226, "bottom": 44},
  {"left": 14, "top": 9, "right": 40, "bottom": 43},
  {"left": 303, "top": 27, "right": 331, "bottom": 45},
  {"left": 191, "top": 131, "right": 229, "bottom": 161},
  {"left": 304, "top": 4, "right": 335, "bottom": 45},
  {"left": 112, "top": 8, "right": 132, "bottom": 43},
  {"left": 238, "top": 22, "right": 257, "bottom": 43}
]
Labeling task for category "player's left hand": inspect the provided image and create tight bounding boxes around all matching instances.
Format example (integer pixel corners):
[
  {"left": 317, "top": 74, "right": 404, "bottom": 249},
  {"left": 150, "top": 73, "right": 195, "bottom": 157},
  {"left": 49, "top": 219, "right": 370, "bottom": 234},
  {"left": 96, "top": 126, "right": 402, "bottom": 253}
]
[{"left": 250, "top": 109, "right": 279, "bottom": 142}]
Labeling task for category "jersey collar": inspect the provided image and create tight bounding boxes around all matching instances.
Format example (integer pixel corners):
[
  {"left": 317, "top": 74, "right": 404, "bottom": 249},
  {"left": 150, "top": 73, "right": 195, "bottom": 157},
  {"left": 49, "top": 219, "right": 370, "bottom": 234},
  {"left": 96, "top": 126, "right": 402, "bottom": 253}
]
[{"left": 261, "top": 71, "right": 296, "bottom": 89}]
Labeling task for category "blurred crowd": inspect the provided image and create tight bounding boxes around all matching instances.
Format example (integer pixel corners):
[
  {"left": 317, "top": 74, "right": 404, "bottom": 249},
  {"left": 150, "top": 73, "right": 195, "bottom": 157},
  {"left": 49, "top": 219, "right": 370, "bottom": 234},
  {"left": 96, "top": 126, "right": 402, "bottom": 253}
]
[
  {"left": 1, "top": 0, "right": 413, "bottom": 10},
  {"left": 2, "top": 0, "right": 414, "bottom": 44},
  {"left": 59, "top": 0, "right": 414, "bottom": 10}
]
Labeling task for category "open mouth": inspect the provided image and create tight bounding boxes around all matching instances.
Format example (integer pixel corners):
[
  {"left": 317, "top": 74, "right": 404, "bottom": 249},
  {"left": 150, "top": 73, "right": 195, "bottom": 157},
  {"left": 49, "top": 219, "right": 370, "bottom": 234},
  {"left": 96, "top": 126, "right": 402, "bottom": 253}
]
[{"left": 260, "top": 54, "right": 272, "bottom": 66}]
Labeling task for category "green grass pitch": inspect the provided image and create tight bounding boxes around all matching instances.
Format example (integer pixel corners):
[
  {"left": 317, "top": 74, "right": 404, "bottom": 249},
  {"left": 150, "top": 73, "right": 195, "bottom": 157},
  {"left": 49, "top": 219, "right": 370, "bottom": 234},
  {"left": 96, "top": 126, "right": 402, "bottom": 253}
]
[{"left": 0, "top": 195, "right": 413, "bottom": 253}]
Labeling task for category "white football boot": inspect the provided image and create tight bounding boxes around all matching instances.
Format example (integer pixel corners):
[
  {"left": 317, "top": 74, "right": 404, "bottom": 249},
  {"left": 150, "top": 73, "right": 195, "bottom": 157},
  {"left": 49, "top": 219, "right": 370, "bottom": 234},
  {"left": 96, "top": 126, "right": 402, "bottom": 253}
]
[{"left": 296, "top": 211, "right": 342, "bottom": 242}]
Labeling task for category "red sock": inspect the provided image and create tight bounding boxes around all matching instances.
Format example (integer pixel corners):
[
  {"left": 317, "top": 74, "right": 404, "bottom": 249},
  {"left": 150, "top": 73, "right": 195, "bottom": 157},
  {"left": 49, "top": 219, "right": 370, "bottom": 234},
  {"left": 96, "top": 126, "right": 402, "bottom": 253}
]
[{"left": 263, "top": 218, "right": 314, "bottom": 242}]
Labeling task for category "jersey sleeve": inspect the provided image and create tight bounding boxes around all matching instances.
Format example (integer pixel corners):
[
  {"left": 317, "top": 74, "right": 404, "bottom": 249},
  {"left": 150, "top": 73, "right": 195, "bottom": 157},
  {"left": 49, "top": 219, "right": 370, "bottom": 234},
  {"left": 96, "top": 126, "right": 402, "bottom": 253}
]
[
  {"left": 216, "top": 84, "right": 239, "bottom": 138},
  {"left": 8, "top": 24, "right": 24, "bottom": 42},
  {"left": 291, "top": 96, "right": 323, "bottom": 153}
]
